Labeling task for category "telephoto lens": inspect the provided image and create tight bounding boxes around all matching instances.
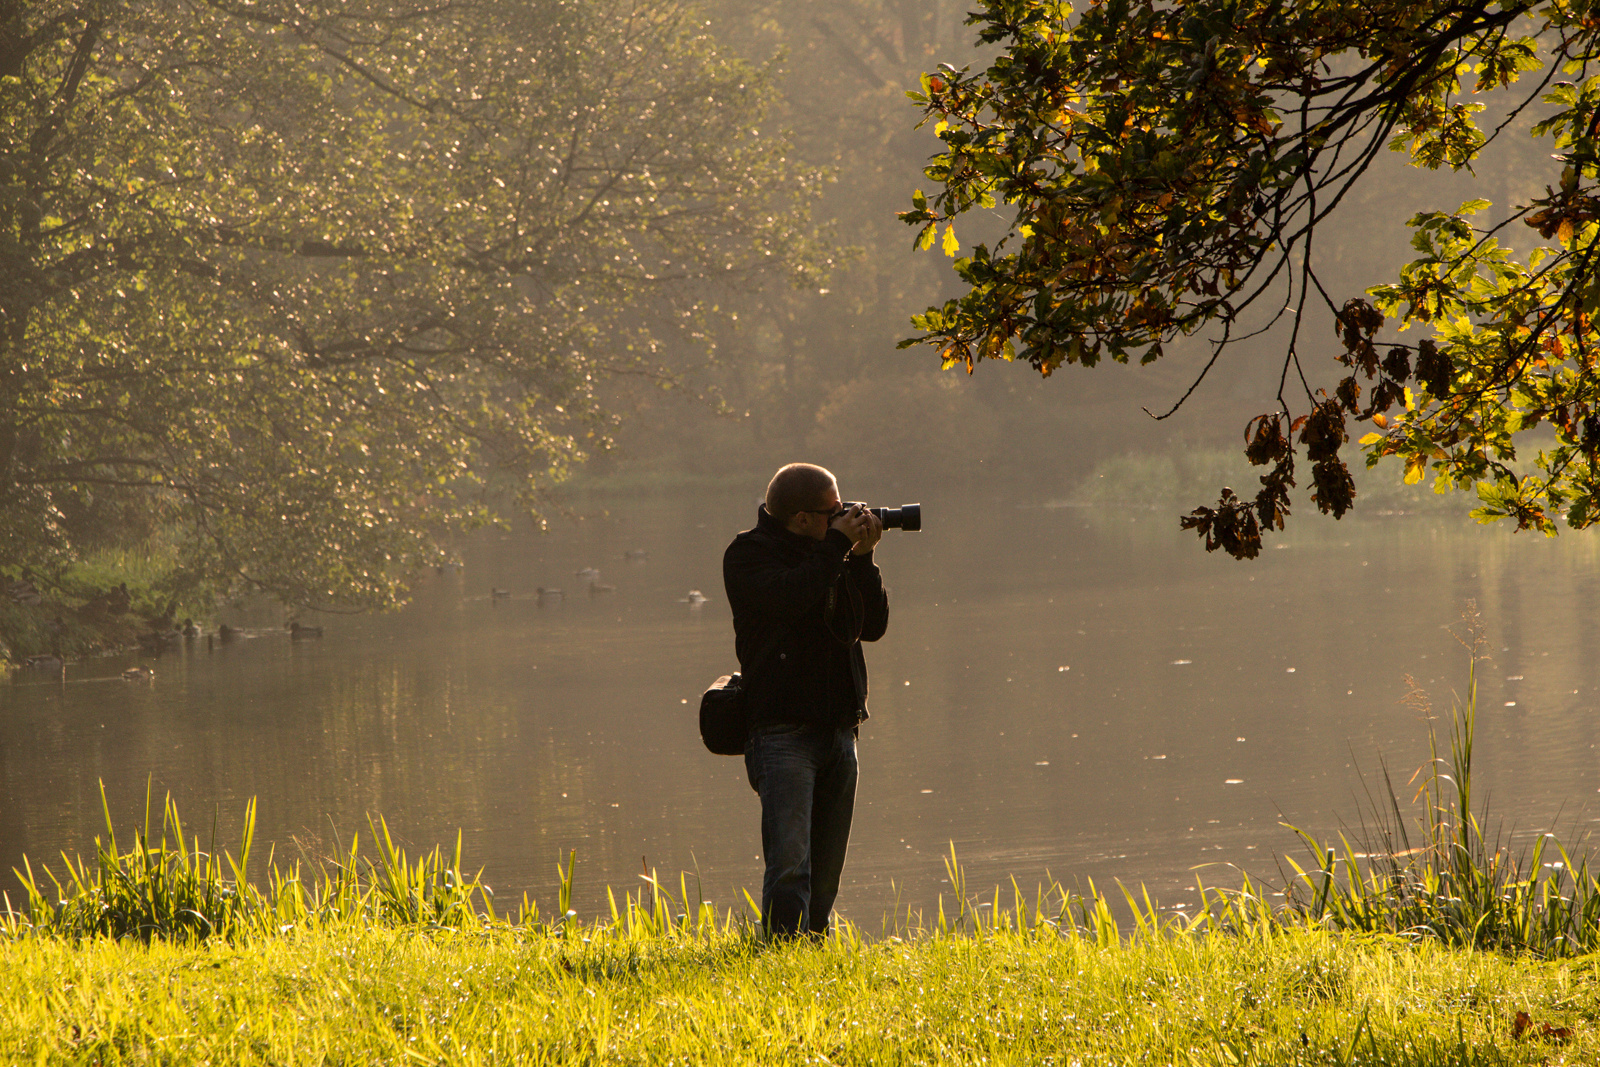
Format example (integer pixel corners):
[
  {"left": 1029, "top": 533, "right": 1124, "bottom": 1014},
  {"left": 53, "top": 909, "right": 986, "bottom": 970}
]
[{"left": 868, "top": 504, "right": 921, "bottom": 531}]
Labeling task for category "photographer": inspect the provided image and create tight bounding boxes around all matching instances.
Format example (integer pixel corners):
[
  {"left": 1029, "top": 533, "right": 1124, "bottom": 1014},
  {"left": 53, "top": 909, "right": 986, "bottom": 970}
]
[{"left": 723, "top": 462, "right": 890, "bottom": 937}]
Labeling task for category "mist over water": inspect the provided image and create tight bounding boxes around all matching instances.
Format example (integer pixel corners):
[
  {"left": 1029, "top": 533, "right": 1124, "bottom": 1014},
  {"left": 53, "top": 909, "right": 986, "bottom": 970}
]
[{"left": 5, "top": 489, "right": 1600, "bottom": 926}]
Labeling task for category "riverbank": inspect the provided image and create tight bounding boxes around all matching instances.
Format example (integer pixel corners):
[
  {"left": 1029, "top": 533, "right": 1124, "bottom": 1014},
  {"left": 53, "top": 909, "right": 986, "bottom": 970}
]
[
  {"left": 0, "top": 548, "right": 216, "bottom": 667},
  {"left": 3, "top": 921, "right": 1590, "bottom": 1063}
]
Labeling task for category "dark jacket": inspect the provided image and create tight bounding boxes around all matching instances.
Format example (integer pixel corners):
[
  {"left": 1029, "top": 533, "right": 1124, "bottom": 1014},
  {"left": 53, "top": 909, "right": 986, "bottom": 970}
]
[{"left": 723, "top": 505, "right": 889, "bottom": 730}]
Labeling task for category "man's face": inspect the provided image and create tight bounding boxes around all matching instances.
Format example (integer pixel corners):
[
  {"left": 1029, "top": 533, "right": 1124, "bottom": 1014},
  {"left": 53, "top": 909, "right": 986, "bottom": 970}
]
[{"left": 789, "top": 483, "right": 842, "bottom": 540}]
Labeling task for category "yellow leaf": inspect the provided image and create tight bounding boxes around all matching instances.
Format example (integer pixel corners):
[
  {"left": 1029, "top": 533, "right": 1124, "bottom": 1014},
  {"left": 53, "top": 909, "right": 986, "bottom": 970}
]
[
  {"left": 1358, "top": 432, "right": 1383, "bottom": 445},
  {"left": 1404, "top": 456, "right": 1426, "bottom": 485},
  {"left": 1371, "top": 413, "right": 1388, "bottom": 429},
  {"left": 1559, "top": 218, "right": 1575, "bottom": 245},
  {"left": 942, "top": 224, "right": 960, "bottom": 258}
]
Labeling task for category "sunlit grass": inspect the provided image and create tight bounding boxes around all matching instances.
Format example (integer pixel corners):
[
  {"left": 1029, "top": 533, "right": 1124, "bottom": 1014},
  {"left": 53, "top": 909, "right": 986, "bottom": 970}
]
[{"left": 4, "top": 902, "right": 1594, "bottom": 1064}]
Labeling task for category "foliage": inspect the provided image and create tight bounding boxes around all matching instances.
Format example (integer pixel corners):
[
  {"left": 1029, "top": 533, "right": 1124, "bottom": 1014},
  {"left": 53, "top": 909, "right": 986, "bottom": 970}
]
[
  {"left": 900, "top": 0, "right": 1600, "bottom": 557},
  {"left": 0, "top": 0, "right": 824, "bottom": 608},
  {"left": 1071, "top": 446, "right": 1460, "bottom": 512}
]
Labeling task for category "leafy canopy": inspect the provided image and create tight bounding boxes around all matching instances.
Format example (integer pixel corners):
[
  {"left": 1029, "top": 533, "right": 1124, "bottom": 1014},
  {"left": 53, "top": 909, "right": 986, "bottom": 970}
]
[
  {"left": 0, "top": 0, "right": 824, "bottom": 608},
  {"left": 900, "top": 0, "right": 1600, "bottom": 557}
]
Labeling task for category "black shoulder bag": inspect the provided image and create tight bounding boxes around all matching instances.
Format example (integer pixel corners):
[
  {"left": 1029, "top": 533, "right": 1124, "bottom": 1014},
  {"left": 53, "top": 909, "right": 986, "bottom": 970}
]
[{"left": 698, "top": 672, "right": 748, "bottom": 755}]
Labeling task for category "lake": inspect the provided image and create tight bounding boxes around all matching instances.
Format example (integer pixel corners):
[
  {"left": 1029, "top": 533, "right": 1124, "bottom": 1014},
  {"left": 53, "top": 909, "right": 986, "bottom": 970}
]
[{"left": 5, "top": 486, "right": 1600, "bottom": 927}]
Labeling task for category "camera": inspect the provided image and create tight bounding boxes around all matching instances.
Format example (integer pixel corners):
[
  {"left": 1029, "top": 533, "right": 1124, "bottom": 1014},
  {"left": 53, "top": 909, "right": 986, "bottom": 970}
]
[{"left": 839, "top": 502, "right": 922, "bottom": 532}]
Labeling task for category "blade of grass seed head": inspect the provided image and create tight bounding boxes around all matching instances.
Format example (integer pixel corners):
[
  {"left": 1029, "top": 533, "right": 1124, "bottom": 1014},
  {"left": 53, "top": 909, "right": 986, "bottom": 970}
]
[
  {"left": 1115, "top": 881, "right": 1151, "bottom": 937},
  {"left": 16, "top": 856, "right": 48, "bottom": 930},
  {"left": 98, "top": 779, "right": 119, "bottom": 857},
  {"left": 232, "top": 798, "right": 255, "bottom": 891},
  {"left": 1303, "top": 845, "right": 1335, "bottom": 921},
  {"left": 451, "top": 829, "right": 463, "bottom": 895},
  {"left": 559, "top": 849, "right": 577, "bottom": 927}
]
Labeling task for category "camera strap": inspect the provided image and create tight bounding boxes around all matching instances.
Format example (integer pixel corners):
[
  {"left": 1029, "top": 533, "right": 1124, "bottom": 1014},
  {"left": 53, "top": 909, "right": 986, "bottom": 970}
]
[{"left": 823, "top": 574, "right": 864, "bottom": 647}]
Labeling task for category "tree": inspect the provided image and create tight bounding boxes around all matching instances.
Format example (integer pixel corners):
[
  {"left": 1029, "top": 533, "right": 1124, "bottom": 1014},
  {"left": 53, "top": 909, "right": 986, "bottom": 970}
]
[
  {"left": 0, "top": 0, "right": 824, "bottom": 609},
  {"left": 899, "top": 0, "right": 1600, "bottom": 557}
]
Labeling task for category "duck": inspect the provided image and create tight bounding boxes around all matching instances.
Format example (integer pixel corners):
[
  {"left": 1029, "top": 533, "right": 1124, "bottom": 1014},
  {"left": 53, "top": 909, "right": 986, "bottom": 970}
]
[
  {"left": 589, "top": 582, "right": 616, "bottom": 596},
  {"left": 182, "top": 618, "right": 201, "bottom": 638},
  {"left": 575, "top": 567, "right": 601, "bottom": 582},
  {"left": 491, "top": 588, "right": 512, "bottom": 600},
  {"left": 623, "top": 549, "right": 648, "bottom": 561},
  {"left": 681, "top": 590, "right": 709, "bottom": 605},
  {"left": 536, "top": 587, "right": 565, "bottom": 602},
  {"left": 217, "top": 623, "right": 240, "bottom": 643},
  {"left": 24, "top": 654, "right": 63, "bottom": 671},
  {"left": 288, "top": 621, "right": 324, "bottom": 640},
  {"left": 121, "top": 666, "right": 153, "bottom": 681}
]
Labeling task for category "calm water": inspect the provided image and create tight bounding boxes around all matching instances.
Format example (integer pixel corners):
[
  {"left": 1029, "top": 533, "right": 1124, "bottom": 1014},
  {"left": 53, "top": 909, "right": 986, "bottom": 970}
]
[{"left": 5, "top": 488, "right": 1600, "bottom": 925}]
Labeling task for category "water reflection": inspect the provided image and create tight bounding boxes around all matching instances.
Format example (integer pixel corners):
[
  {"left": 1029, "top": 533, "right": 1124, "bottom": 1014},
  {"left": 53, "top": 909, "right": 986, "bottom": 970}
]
[{"left": 4, "top": 490, "right": 1600, "bottom": 925}]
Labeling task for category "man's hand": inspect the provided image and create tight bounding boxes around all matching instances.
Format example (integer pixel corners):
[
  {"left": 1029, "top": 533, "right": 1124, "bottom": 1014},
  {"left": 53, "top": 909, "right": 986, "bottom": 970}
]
[
  {"left": 830, "top": 504, "right": 872, "bottom": 549},
  {"left": 831, "top": 505, "right": 881, "bottom": 555},
  {"left": 851, "top": 508, "right": 883, "bottom": 555}
]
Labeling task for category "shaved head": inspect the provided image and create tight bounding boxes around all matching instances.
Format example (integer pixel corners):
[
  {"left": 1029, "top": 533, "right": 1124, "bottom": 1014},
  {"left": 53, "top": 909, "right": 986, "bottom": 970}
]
[{"left": 765, "top": 463, "right": 838, "bottom": 523}]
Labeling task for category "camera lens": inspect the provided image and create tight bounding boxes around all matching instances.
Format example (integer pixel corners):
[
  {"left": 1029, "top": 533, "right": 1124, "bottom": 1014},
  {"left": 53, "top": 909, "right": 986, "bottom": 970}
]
[{"left": 869, "top": 504, "right": 921, "bottom": 532}]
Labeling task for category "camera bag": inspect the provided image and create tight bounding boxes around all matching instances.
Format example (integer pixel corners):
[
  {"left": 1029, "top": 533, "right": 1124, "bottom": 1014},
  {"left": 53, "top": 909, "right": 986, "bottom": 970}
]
[{"left": 698, "top": 672, "right": 748, "bottom": 755}]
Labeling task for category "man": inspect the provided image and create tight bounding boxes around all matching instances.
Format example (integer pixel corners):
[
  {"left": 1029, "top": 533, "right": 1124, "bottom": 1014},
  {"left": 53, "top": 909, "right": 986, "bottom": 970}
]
[{"left": 723, "top": 462, "right": 890, "bottom": 937}]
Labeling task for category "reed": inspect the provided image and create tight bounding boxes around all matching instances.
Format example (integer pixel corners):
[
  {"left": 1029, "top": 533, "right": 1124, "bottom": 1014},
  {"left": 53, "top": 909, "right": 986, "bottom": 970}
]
[{"left": 1275, "top": 632, "right": 1600, "bottom": 956}]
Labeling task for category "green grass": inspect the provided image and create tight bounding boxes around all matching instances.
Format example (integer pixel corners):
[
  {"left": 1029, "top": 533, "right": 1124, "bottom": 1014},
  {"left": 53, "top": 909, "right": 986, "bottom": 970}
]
[
  {"left": 5, "top": 782, "right": 1600, "bottom": 1065},
  {"left": 3, "top": 912, "right": 1595, "bottom": 1064}
]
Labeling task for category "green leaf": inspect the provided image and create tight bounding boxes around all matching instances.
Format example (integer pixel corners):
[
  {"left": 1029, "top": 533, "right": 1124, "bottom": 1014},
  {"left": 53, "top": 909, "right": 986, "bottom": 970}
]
[{"left": 942, "top": 224, "right": 960, "bottom": 257}]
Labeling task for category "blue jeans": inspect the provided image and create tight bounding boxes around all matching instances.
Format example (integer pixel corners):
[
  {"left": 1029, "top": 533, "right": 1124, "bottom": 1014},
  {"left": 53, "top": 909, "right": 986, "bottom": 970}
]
[{"left": 744, "top": 723, "right": 858, "bottom": 936}]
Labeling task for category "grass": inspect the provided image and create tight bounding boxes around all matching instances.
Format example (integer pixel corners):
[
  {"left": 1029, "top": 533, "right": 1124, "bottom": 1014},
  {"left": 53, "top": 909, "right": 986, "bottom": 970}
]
[{"left": 3, "top": 907, "right": 1596, "bottom": 1063}]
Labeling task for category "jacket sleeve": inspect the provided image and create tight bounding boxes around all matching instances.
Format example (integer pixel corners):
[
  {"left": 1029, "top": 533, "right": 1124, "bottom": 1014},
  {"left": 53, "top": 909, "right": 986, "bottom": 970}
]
[
  {"left": 724, "top": 529, "right": 855, "bottom": 624},
  {"left": 848, "top": 552, "right": 889, "bottom": 642}
]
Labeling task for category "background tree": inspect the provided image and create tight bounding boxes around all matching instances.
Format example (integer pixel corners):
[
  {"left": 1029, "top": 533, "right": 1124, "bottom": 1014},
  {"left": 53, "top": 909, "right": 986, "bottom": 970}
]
[
  {"left": 0, "top": 0, "right": 823, "bottom": 611},
  {"left": 899, "top": 0, "right": 1600, "bottom": 557}
]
